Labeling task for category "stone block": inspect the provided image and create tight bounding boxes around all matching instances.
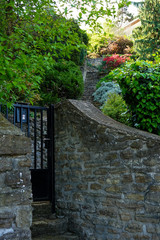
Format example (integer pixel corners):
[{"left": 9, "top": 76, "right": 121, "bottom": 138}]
[
  {"left": 120, "top": 149, "right": 134, "bottom": 159},
  {"left": 73, "top": 193, "right": 84, "bottom": 202},
  {"left": 121, "top": 174, "right": 133, "bottom": 183},
  {"left": 18, "top": 158, "right": 31, "bottom": 168},
  {"left": 154, "top": 174, "right": 160, "bottom": 182},
  {"left": 106, "top": 178, "right": 120, "bottom": 185},
  {"left": 143, "top": 158, "right": 158, "bottom": 167},
  {"left": 135, "top": 214, "right": 159, "bottom": 223},
  {"left": 0, "top": 211, "right": 15, "bottom": 228},
  {"left": 125, "top": 222, "right": 142, "bottom": 233},
  {"left": 130, "top": 140, "right": 143, "bottom": 149},
  {"left": 150, "top": 184, "right": 160, "bottom": 192},
  {"left": 120, "top": 212, "right": 132, "bottom": 221},
  {"left": 77, "top": 184, "right": 88, "bottom": 190},
  {"left": 99, "top": 207, "right": 118, "bottom": 218},
  {"left": 145, "top": 192, "right": 160, "bottom": 204},
  {"left": 135, "top": 174, "right": 152, "bottom": 184},
  {"left": 105, "top": 185, "right": 122, "bottom": 193},
  {"left": 127, "top": 193, "right": 144, "bottom": 201},
  {"left": 105, "top": 153, "right": 117, "bottom": 161},
  {"left": 4, "top": 170, "right": 30, "bottom": 189},
  {"left": 0, "top": 135, "right": 31, "bottom": 156},
  {"left": 0, "top": 190, "right": 32, "bottom": 207},
  {"left": 16, "top": 206, "right": 32, "bottom": 228},
  {"left": 0, "top": 157, "right": 13, "bottom": 172},
  {"left": 133, "top": 183, "right": 148, "bottom": 192},
  {"left": 64, "top": 185, "right": 73, "bottom": 191},
  {"left": 134, "top": 234, "right": 150, "bottom": 239},
  {"left": 94, "top": 168, "right": 108, "bottom": 175},
  {"left": 90, "top": 183, "right": 101, "bottom": 190}
]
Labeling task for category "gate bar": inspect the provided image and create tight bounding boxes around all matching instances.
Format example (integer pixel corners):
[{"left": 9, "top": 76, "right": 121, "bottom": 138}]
[
  {"left": 34, "top": 109, "right": 37, "bottom": 169},
  {"left": 41, "top": 109, "right": 44, "bottom": 169}
]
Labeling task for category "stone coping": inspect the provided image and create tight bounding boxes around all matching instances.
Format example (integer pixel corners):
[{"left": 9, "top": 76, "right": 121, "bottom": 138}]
[
  {"left": 0, "top": 113, "right": 23, "bottom": 136},
  {"left": 56, "top": 99, "right": 160, "bottom": 142}
]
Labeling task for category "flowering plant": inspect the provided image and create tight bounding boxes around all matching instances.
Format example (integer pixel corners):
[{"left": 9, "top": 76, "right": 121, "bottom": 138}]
[{"left": 102, "top": 54, "right": 131, "bottom": 71}]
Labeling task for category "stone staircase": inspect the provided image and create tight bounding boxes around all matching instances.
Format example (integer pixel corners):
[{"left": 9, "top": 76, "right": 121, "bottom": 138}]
[{"left": 31, "top": 201, "right": 79, "bottom": 240}]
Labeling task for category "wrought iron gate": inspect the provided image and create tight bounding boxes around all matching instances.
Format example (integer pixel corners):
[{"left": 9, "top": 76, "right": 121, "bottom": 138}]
[{"left": 0, "top": 103, "right": 55, "bottom": 212}]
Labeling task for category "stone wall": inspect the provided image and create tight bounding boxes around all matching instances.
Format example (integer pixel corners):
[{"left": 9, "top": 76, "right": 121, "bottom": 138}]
[
  {"left": 55, "top": 100, "right": 160, "bottom": 240},
  {"left": 0, "top": 114, "right": 32, "bottom": 240}
]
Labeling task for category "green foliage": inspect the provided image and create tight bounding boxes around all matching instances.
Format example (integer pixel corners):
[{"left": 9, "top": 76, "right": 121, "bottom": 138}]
[
  {"left": 102, "top": 60, "right": 160, "bottom": 135},
  {"left": 56, "top": 0, "right": 127, "bottom": 28},
  {"left": 102, "top": 93, "right": 132, "bottom": 125},
  {"left": 88, "top": 34, "right": 133, "bottom": 57},
  {"left": 88, "top": 28, "right": 115, "bottom": 55},
  {"left": 93, "top": 81, "right": 121, "bottom": 105},
  {"left": 63, "top": 19, "right": 89, "bottom": 65},
  {"left": 0, "top": 3, "right": 87, "bottom": 105},
  {"left": 40, "top": 60, "right": 84, "bottom": 105},
  {"left": 133, "top": 0, "right": 160, "bottom": 60},
  {"left": 0, "top": 0, "right": 131, "bottom": 106}
]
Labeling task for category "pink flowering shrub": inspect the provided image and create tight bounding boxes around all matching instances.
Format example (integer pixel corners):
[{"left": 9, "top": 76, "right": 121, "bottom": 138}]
[{"left": 102, "top": 54, "right": 131, "bottom": 71}]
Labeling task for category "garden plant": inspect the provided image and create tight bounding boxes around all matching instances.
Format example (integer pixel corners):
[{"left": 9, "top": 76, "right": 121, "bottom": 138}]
[{"left": 97, "top": 59, "right": 160, "bottom": 135}]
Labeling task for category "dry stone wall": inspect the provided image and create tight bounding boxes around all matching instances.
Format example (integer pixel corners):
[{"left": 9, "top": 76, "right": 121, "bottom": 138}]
[
  {"left": 0, "top": 114, "right": 32, "bottom": 240},
  {"left": 55, "top": 100, "right": 160, "bottom": 240}
]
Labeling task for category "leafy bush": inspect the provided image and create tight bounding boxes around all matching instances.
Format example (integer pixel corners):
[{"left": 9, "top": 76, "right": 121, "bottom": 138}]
[
  {"left": 114, "top": 37, "right": 133, "bottom": 54},
  {"left": 102, "top": 93, "right": 132, "bottom": 125},
  {"left": 88, "top": 31, "right": 115, "bottom": 55},
  {"left": 93, "top": 81, "right": 121, "bottom": 105},
  {"left": 102, "top": 60, "right": 160, "bottom": 135},
  {"left": 40, "top": 60, "right": 84, "bottom": 105},
  {"left": 88, "top": 34, "right": 133, "bottom": 56}
]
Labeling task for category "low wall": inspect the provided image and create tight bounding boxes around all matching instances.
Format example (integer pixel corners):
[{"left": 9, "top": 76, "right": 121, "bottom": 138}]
[
  {"left": 0, "top": 114, "right": 32, "bottom": 240},
  {"left": 55, "top": 100, "right": 160, "bottom": 240}
]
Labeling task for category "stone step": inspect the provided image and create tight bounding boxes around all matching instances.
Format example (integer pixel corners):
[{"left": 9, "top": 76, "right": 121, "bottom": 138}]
[
  {"left": 32, "top": 232, "right": 79, "bottom": 240},
  {"left": 31, "top": 217, "right": 68, "bottom": 238},
  {"left": 32, "top": 201, "right": 52, "bottom": 220}
]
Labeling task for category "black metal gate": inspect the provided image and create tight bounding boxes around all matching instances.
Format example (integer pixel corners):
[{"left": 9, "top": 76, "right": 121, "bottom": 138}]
[{"left": 0, "top": 103, "right": 55, "bottom": 212}]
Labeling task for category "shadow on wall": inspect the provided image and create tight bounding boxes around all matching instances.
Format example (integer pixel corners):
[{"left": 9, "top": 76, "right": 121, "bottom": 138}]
[{"left": 55, "top": 99, "right": 160, "bottom": 240}]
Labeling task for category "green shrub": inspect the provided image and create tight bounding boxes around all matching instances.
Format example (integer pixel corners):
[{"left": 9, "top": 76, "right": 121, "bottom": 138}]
[
  {"left": 102, "top": 93, "right": 132, "bottom": 125},
  {"left": 93, "top": 81, "right": 121, "bottom": 105},
  {"left": 102, "top": 60, "right": 160, "bottom": 135},
  {"left": 88, "top": 34, "right": 133, "bottom": 56},
  {"left": 40, "top": 60, "right": 84, "bottom": 105}
]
